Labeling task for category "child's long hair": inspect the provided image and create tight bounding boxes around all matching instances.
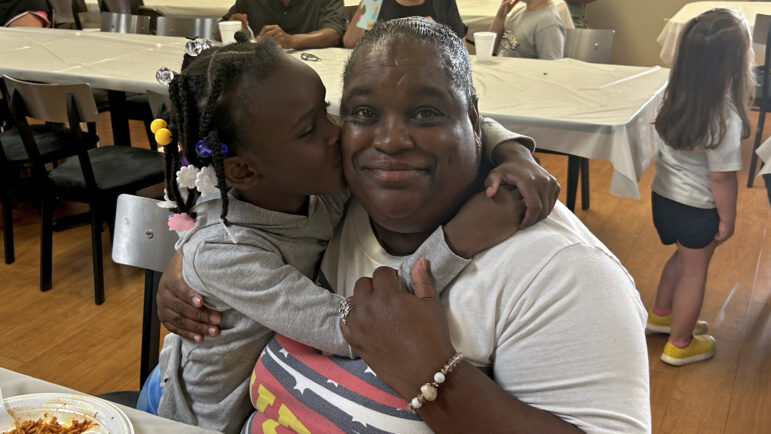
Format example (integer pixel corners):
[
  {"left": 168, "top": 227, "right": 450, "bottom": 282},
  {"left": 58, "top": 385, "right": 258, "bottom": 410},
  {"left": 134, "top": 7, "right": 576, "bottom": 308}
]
[
  {"left": 655, "top": 8, "right": 754, "bottom": 150},
  {"left": 163, "top": 37, "right": 283, "bottom": 224}
]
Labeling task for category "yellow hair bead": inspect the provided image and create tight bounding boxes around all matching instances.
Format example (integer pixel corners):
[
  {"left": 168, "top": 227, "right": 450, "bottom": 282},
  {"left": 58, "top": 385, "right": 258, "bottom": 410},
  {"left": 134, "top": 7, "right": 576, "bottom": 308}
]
[
  {"left": 155, "top": 128, "right": 172, "bottom": 146},
  {"left": 150, "top": 118, "right": 167, "bottom": 134}
]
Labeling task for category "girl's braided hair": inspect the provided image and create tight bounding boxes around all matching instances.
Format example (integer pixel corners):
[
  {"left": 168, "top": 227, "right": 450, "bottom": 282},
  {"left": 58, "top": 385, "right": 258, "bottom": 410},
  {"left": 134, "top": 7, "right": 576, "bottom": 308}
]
[{"left": 163, "top": 34, "right": 283, "bottom": 224}]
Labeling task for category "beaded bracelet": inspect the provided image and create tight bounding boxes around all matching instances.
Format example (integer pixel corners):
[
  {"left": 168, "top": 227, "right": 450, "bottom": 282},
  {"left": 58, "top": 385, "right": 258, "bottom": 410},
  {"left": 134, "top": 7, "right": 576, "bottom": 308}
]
[{"left": 407, "top": 352, "right": 464, "bottom": 410}]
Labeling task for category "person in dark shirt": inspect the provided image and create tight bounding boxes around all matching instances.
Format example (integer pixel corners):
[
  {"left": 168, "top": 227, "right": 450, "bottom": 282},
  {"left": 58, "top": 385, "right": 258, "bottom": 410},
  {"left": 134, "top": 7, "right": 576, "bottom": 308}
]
[
  {"left": 223, "top": 0, "right": 346, "bottom": 49},
  {"left": 343, "top": 0, "right": 466, "bottom": 48}
]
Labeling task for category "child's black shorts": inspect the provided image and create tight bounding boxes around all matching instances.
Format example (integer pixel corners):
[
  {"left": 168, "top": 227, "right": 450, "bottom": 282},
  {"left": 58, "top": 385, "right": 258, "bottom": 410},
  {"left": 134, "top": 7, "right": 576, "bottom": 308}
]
[{"left": 651, "top": 192, "right": 719, "bottom": 249}]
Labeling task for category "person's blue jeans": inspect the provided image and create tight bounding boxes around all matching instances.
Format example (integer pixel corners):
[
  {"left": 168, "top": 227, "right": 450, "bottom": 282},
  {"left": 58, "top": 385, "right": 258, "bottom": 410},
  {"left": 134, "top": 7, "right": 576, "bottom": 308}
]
[{"left": 136, "top": 365, "right": 162, "bottom": 415}]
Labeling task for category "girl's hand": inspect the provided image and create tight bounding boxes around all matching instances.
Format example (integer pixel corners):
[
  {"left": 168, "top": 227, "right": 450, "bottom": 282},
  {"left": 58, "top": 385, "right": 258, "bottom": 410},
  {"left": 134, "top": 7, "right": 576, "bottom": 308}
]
[
  {"left": 340, "top": 261, "right": 455, "bottom": 400},
  {"left": 714, "top": 220, "right": 735, "bottom": 245},
  {"left": 497, "top": 0, "right": 519, "bottom": 19},
  {"left": 444, "top": 187, "right": 524, "bottom": 258},
  {"left": 486, "top": 143, "right": 560, "bottom": 227}
]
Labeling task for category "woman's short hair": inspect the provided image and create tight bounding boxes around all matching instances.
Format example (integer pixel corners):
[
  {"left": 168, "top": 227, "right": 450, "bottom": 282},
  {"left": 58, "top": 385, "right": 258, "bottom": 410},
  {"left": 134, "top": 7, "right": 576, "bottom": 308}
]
[{"left": 343, "top": 17, "right": 476, "bottom": 107}]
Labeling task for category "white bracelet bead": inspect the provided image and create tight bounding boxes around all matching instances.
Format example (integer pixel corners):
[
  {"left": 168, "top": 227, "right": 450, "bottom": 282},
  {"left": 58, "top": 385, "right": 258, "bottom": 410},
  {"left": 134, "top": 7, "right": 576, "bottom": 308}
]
[
  {"left": 434, "top": 372, "right": 445, "bottom": 384},
  {"left": 420, "top": 384, "right": 438, "bottom": 401},
  {"left": 410, "top": 397, "right": 423, "bottom": 409}
]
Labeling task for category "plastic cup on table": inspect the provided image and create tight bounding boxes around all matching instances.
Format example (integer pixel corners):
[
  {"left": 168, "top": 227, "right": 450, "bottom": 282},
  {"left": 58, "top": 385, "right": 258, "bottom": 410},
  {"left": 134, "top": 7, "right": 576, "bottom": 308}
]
[
  {"left": 218, "top": 21, "right": 242, "bottom": 44},
  {"left": 474, "top": 31, "right": 497, "bottom": 62}
]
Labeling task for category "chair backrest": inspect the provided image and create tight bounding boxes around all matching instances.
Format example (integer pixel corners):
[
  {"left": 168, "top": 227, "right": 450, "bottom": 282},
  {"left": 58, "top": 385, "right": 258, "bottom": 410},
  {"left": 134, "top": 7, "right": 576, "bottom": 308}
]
[
  {"left": 563, "top": 28, "right": 615, "bottom": 64},
  {"left": 112, "top": 194, "right": 177, "bottom": 272},
  {"left": 100, "top": 11, "right": 151, "bottom": 34},
  {"left": 154, "top": 16, "right": 218, "bottom": 40},
  {"left": 3, "top": 76, "right": 99, "bottom": 124},
  {"left": 99, "top": 0, "right": 143, "bottom": 14},
  {"left": 145, "top": 89, "right": 171, "bottom": 118}
]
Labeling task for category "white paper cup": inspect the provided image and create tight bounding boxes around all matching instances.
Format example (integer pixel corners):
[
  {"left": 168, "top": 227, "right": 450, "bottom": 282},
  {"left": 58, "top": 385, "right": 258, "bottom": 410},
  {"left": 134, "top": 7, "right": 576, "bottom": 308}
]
[
  {"left": 474, "top": 31, "right": 497, "bottom": 62},
  {"left": 218, "top": 20, "right": 242, "bottom": 44}
]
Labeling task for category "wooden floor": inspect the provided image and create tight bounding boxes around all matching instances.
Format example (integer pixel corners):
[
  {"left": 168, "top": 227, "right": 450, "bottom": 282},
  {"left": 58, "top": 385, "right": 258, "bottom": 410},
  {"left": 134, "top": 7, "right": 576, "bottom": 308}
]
[{"left": 1, "top": 113, "right": 769, "bottom": 433}]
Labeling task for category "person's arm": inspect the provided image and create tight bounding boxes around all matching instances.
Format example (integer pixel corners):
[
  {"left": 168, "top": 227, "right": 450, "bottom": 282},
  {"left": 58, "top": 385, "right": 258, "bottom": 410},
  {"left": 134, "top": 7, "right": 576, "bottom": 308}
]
[
  {"left": 342, "top": 6, "right": 366, "bottom": 48},
  {"left": 260, "top": 25, "right": 341, "bottom": 49},
  {"left": 710, "top": 171, "right": 738, "bottom": 245},
  {"left": 187, "top": 238, "right": 354, "bottom": 358},
  {"left": 481, "top": 118, "right": 560, "bottom": 226},
  {"left": 490, "top": 0, "right": 518, "bottom": 54},
  {"left": 223, "top": 0, "right": 249, "bottom": 30},
  {"left": 341, "top": 248, "right": 651, "bottom": 433},
  {"left": 534, "top": 22, "right": 565, "bottom": 59}
]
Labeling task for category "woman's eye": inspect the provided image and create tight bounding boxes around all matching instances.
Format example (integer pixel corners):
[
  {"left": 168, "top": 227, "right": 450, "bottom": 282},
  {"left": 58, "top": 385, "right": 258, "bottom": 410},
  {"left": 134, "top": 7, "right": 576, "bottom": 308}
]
[
  {"left": 353, "top": 107, "right": 375, "bottom": 118},
  {"left": 414, "top": 108, "right": 440, "bottom": 120},
  {"left": 299, "top": 123, "right": 315, "bottom": 138}
]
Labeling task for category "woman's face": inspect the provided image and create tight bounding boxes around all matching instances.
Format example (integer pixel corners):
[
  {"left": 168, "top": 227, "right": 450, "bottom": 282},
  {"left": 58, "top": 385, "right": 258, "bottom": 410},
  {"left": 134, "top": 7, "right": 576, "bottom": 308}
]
[
  {"left": 233, "top": 57, "right": 345, "bottom": 196},
  {"left": 340, "top": 43, "right": 482, "bottom": 234}
]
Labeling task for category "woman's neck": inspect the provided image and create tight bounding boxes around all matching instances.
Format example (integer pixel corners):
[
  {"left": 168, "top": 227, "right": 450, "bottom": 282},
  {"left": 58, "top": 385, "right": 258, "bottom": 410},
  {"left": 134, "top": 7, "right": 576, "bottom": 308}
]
[
  {"left": 235, "top": 187, "right": 309, "bottom": 215},
  {"left": 525, "top": 0, "right": 552, "bottom": 12},
  {"left": 370, "top": 221, "right": 435, "bottom": 256}
]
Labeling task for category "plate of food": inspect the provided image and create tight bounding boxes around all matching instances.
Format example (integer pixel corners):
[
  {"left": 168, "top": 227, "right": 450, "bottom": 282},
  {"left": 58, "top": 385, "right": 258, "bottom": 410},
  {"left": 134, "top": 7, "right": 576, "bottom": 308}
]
[{"left": 1, "top": 393, "right": 134, "bottom": 434}]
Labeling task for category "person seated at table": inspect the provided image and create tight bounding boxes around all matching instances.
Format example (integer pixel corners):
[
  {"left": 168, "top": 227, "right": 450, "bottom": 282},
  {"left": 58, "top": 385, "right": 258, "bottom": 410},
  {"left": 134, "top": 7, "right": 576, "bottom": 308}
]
[
  {"left": 490, "top": 0, "right": 565, "bottom": 59},
  {"left": 158, "top": 17, "right": 651, "bottom": 433},
  {"left": 222, "top": 0, "right": 346, "bottom": 49},
  {"left": 343, "top": 0, "right": 466, "bottom": 48},
  {"left": 1, "top": 0, "right": 51, "bottom": 27}
]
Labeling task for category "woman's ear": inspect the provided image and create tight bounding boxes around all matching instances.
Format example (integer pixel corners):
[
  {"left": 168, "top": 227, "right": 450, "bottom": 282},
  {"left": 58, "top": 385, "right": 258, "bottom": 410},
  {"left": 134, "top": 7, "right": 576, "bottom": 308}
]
[
  {"left": 468, "top": 95, "right": 482, "bottom": 150},
  {"left": 224, "top": 156, "right": 259, "bottom": 189}
]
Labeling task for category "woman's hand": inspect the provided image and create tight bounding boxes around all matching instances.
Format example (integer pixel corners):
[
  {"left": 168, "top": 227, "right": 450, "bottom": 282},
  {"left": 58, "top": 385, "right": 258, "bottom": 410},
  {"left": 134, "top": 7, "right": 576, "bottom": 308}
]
[
  {"left": 486, "top": 142, "right": 560, "bottom": 227},
  {"left": 157, "top": 253, "right": 221, "bottom": 342},
  {"left": 444, "top": 187, "right": 524, "bottom": 258},
  {"left": 340, "top": 261, "right": 455, "bottom": 400}
]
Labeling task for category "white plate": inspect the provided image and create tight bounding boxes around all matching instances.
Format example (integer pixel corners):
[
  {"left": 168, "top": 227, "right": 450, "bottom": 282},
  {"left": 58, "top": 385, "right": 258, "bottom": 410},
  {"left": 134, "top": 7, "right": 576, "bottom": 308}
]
[{"left": 2, "top": 393, "right": 134, "bottom": 434}]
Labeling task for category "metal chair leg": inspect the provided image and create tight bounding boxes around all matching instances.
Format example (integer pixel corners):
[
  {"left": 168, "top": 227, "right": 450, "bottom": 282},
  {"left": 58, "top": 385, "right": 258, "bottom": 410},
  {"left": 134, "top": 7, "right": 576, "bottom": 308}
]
[
  {"left": 566, "top": 155, "right": 580, "bottom": 212},
  {"left": 2, "top": 194, "right": 14, "bottom": 264},
  {"left": 90, "top": 204, "right": 105, "bottom": 305},
  {"left": 140, "top": 270, "right": 161, "bottom": 387},
  {"left": 580, "top": 157, "right": 590, "bottom": 210},
  {"left": 748, "top": 108, "right": 767, "bottom": 188},
  {"left": 40, "top": 197, "right": 54, "bottom": 291}
]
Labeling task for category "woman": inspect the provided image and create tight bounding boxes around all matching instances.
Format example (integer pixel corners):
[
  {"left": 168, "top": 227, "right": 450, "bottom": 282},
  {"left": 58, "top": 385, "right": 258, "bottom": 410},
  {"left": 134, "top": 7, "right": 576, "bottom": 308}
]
[
  {"left": 343, "top": 0, "right": 466, "bottom": 47},
  {"left": 160, "top": 18, "right": 649, "bottom": 433}
]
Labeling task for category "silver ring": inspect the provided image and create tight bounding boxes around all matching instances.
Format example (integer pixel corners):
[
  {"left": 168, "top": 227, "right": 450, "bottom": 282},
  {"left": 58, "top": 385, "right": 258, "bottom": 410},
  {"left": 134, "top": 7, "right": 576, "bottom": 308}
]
[{"left": 338, "top": 298, "right": 355, "bottom": 324}]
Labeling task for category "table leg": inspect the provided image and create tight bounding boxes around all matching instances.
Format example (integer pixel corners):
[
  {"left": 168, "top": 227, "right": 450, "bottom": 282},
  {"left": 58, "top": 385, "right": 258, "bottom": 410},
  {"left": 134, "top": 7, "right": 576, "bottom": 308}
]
[{"left": 566, "top": 155, "right": 580, "bottom": 212}]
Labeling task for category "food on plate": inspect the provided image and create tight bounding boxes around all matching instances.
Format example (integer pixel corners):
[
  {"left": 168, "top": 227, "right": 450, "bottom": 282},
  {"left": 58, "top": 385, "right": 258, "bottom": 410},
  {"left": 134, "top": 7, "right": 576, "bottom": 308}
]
[{"left": 3, "top": 415, "right": 95, "bottom": 434}]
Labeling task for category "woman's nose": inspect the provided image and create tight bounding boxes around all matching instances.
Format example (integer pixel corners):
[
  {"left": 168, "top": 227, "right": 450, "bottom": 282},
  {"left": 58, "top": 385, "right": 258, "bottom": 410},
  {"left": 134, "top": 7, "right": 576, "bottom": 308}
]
[{"left": 372, "top": 116, "right": 414, "bottom": 153}]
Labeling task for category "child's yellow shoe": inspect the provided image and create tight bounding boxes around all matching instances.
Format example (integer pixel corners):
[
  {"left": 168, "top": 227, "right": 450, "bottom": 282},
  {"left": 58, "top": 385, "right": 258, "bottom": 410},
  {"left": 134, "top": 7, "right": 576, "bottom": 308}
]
[
  {"left": 646, "top": 310, "right": 708, "bottom": 335},
  {"left": 660, "top": 334, "right": 716, "bottom": 366}
]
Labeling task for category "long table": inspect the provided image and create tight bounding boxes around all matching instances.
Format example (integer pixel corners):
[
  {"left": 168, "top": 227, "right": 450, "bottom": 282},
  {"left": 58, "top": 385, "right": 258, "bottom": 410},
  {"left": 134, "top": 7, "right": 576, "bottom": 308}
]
[
  {"left": 0, "top": 27, "right": 668, "bottom": 199},
  {"left": 0, "top": 367, "right": 218, "bottom": 433},
  {"left": 657, "top": 1, "right": 771, "bottom": 65}
]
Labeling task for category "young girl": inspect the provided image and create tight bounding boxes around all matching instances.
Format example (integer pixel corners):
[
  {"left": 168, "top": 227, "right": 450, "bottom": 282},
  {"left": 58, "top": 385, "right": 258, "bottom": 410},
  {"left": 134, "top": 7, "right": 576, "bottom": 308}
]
[
  {"left": 648, "top": 8, "right": 752, "bottom": 366},
  {"left": 490, "top": 0, "right": 565, "bottom": 59},
  {"left": 147, "top": 37, "right": 547, "bottom": 433}
]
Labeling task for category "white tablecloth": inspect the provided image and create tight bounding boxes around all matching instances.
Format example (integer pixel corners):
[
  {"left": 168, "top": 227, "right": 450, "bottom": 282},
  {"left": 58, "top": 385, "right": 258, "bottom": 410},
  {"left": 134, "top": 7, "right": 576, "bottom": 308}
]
[
  {"left": 657, "top": 1, "right": 771, "bottom": 65},
  {"left": 0, "top": 27, "right": 667, "bottom": 198},
  {"left": 0, "top": 368, "right": 218, "bottom": 434},
  {"left": 0, "top": 28, "right": 186, "bottom": 94}
]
